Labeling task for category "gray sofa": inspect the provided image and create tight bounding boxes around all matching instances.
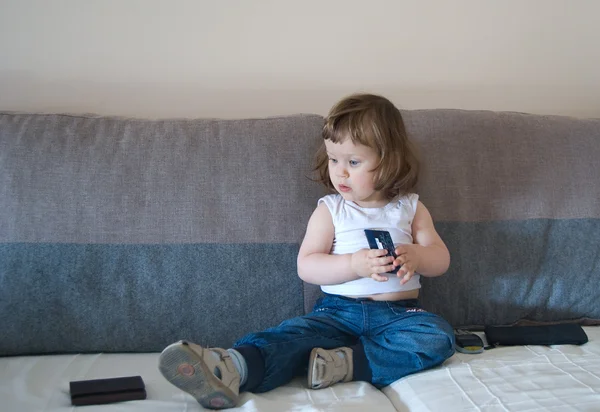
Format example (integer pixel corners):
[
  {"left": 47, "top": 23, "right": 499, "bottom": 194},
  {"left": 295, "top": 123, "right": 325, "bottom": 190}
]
[{"left": 1, "top": 109, "right": 599, "bottom": 411}]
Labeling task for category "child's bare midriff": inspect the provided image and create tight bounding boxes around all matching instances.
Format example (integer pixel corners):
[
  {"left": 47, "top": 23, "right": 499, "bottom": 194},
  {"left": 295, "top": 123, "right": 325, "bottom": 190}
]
[{"left": 344, "top": 289, "right": 419, "bottom": 301}]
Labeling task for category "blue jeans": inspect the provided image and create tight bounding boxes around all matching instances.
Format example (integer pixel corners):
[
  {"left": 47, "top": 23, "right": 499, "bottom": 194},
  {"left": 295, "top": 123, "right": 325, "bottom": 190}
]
[{"left": 234, "top": 293, "right": 455, "bottom": 393}]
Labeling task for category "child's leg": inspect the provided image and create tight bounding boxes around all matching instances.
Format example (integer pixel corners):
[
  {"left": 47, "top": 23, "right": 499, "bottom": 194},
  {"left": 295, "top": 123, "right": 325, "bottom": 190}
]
[
  {"left": 306, "top": 299, "right": 455, "bottom": 390},
  {"left": 158, "top": 295, "right": 359, "bottom": 408},
  {"left": 355, "top": 301, "right": 455, "bottom": 388},
  {"left": 233, "top": 295, "right": 359, "bottom": 393}
]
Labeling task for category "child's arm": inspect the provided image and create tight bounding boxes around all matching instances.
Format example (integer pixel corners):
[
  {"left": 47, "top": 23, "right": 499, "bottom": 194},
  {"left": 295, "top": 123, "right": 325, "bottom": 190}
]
[
  {"left": 393, "top": 201, "right": 450, "bottom": 284},
  {"left": 297, "top": 203, "right": 394, "bottom": 285}
]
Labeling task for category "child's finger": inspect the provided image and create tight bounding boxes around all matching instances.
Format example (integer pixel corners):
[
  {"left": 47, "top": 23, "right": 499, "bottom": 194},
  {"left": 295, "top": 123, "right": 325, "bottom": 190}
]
[
  {"left": 369, "top": 249, "right": 389, "bottom": 258},
  {"left": 370, "top": 273, "right": 388, "bottom": 282},
  {"left": 394, "top": 246, "right": 407, "bottom": 256},
  {"left": 393, "top": 256, "right": 406, "bottom": 266},
  {"left": 375, "top": 256, "right": 395, "bottom": 266},
  {"left": 399, "top": 268, "right": 413, "bottom": 284}
]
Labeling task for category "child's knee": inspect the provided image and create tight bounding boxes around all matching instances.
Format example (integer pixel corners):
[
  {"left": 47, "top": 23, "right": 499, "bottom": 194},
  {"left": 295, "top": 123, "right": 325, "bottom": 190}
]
[{"left": 427, "top": 322, "right": 456, "bottom": 360}]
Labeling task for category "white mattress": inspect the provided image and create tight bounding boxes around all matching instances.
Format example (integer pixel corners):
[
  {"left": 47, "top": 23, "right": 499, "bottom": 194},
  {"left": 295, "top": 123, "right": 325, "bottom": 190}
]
[
  {"left": 1, "top": 327, "right": 599, "bottom": 412},
  {"left": 384, "top": 326, "right": 600, "bottom": 412}
]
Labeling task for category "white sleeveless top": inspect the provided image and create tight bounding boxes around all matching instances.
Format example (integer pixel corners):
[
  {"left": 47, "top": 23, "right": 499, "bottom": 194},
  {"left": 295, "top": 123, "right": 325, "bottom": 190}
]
[{"left": 318, "top": 193, "right": 421, "bottom": 296}]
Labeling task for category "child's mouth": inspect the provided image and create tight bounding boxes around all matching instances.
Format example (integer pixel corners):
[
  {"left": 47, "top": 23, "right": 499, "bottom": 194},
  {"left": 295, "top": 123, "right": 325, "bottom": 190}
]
[{"left": 339, "top": 184, "right": 351, "bottom": 193}]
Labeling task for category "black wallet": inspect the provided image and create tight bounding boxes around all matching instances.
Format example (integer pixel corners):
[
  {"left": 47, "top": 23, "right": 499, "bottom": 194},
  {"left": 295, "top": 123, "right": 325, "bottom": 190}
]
[
  {"left": 70, "top": 375, "right": 146, "bottom": 406},
  {"left": 484, "top": 324, "right": 588, "bottom": 347}
]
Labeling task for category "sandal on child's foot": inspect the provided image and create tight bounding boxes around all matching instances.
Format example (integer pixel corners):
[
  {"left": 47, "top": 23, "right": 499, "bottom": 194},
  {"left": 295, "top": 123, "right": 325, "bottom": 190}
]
[
  {"left": 158, "top": 340, "right": 240, "bottom": 410},
  {"left": 308, "top": 347, "right": 353, "bottom": 390}
]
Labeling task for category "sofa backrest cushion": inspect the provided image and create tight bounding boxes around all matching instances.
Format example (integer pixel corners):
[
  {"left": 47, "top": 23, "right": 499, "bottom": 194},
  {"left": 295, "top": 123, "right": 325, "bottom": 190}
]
[
  {"left": 402, "top": 109, "right": 600, "bottom": 328},
  {"left": 2, "top": 109, "right": 599, "bottom": 356},
  {"left": 0, "top": 113, "right": 324, "bottom": 355}
]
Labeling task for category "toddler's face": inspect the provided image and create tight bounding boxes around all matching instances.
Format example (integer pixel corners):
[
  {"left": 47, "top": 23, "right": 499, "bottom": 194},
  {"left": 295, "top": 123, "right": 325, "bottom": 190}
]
[{"left": 324, "top": 139, "right": 386, "bottom": 208}]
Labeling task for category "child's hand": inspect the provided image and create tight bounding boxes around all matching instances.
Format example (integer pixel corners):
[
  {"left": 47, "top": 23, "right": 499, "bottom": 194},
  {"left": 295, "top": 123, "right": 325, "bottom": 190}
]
[
  {"left": 351, "top": 249, "right": 395, "bottom": 282},
  {"left": 393, "top": 244, "right": 421, "bottom": 284}
]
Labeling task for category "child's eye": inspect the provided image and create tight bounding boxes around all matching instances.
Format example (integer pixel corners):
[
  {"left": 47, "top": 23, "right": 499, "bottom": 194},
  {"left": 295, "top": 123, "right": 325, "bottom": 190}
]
[
  {"left": 349, "top": 160, "right": 360, "bottom": 166},
  {"left": 329, "top": 158, "right": 338, "bottom": 163}
]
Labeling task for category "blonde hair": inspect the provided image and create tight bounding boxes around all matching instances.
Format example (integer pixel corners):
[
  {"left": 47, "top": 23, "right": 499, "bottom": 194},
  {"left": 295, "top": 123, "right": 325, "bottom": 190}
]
[{"left": 315, "top": 93, "right": 419, "bottom": 199}]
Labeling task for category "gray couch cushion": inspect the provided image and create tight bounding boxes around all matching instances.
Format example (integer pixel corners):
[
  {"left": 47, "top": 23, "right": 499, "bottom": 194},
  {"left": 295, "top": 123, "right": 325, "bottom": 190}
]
[
  {"left": 0, "top": 113, "right": 324, "bottom": 355},
  {"left": 1, "top": 108, "right": 599, "bottom": 356},
  {"left": 401, "top": 109, "right": 600, "bottom": 328}
]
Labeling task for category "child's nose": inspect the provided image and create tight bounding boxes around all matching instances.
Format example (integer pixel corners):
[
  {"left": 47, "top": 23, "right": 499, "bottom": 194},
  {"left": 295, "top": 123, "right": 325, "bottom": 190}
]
[{"left": 335, "top": 165, "right": 348, "bottom": 177}]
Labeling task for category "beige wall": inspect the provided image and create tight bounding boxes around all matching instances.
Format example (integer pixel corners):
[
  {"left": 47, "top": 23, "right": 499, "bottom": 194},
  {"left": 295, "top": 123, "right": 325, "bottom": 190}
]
[{"left": 1, "top": 0, "right": 599, "bottom": 118}]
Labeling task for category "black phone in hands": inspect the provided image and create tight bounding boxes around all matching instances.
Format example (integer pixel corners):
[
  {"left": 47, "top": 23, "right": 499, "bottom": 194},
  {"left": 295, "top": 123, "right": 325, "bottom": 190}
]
[{"left": 364, "top": 229, "right": 400, "bottom": 274}]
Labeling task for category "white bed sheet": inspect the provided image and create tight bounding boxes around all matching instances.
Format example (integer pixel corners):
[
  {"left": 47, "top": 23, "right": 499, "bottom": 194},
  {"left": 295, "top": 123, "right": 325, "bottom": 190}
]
[
  {"left": 1, "top": 327, "right": 598, "bottom": 412},
  {"left": 383, "top": 326, "right": 600, "bottom": 412},
  {"left": 0, "top": 351, "right": 396, "bottom": 412}
]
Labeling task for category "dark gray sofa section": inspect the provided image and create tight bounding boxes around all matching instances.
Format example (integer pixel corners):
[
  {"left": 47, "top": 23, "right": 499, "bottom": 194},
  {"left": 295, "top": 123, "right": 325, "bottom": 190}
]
[{"left": 1, "top": 110, "right": 599, "bottom": 356}]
